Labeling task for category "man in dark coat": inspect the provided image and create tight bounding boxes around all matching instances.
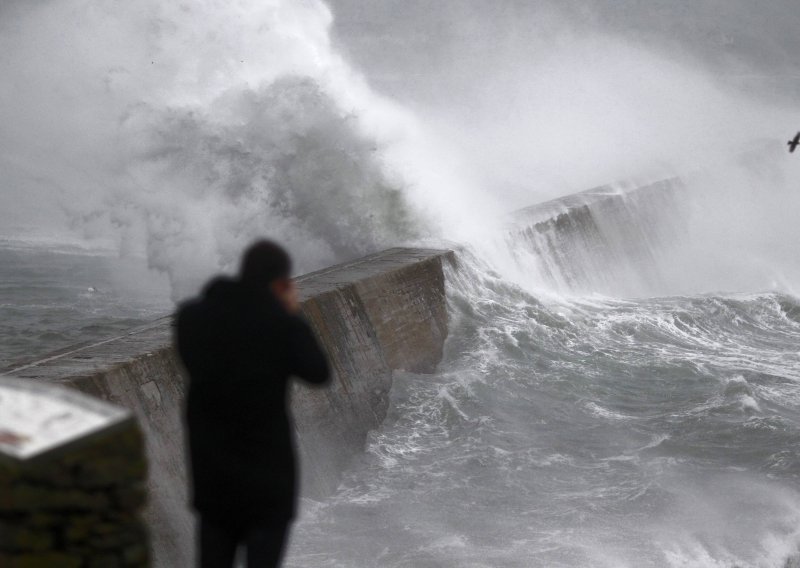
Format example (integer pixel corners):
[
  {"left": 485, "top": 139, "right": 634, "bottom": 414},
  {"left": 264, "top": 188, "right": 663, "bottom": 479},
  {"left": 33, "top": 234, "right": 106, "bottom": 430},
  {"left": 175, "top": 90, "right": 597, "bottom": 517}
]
[{"left": 175, "top": 240, "right": 330, "bottom": 567}]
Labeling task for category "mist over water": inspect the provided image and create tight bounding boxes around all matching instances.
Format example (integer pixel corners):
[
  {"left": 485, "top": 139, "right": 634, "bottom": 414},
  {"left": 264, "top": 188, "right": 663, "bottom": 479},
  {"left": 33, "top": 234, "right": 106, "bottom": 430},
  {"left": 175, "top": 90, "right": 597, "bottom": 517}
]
[
  {"left": 2, "top": 1, "right": 800, "bottom": 566},
  {"left": 0, "top": 0, "right": 438, "bottom": 296},
  {"left": 1, "top": 0, "right": 798, "bottom": 297}
]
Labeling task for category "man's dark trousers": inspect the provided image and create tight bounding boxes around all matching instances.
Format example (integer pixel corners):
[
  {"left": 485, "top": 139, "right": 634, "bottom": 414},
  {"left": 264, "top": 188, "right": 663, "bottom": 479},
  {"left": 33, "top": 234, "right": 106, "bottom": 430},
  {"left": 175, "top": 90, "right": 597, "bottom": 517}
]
[{"left": 199, "top": 513, "right": 289, "bottom": 568}]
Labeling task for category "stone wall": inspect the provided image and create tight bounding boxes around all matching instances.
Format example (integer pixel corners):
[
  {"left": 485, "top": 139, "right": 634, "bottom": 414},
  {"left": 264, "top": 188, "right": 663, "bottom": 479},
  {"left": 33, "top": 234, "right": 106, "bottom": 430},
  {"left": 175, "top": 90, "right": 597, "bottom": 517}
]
[
  {"left": 2, "top": 247, "right": 454, "bottom": 567},
  {"left": 0, "top": 378, "right": 148, "bottom": 568}
]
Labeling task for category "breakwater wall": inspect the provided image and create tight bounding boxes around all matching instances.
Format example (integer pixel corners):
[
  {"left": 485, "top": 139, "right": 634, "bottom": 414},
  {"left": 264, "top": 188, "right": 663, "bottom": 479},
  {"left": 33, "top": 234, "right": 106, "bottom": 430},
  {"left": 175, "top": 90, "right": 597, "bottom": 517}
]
[
  {"left": 507, "top": 177, "right": 687, "bottom": 296},
  {"left": 3, "top": 247, "right": 454, "bottom": 567}
]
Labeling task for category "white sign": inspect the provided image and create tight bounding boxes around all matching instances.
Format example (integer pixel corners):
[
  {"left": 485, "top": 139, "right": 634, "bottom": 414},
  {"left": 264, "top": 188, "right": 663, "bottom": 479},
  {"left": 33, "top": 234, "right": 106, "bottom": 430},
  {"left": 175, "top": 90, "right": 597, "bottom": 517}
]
[{"left": 0, "top": 376, "right": 131, "bottom": 462}]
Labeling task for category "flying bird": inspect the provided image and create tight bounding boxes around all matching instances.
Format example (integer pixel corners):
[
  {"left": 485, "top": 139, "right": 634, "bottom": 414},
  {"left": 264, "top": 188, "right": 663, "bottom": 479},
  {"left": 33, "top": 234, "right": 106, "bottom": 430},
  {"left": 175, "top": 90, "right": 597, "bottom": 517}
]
[{"left": 789, "top": 132, "right": 800, "bottom": 153}]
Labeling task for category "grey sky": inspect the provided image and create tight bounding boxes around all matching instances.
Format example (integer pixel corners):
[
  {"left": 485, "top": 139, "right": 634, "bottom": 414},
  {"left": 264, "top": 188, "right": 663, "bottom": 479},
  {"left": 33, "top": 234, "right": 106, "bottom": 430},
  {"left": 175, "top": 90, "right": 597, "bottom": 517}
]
[{"left": 326, "top": 0, "right": 800, "bottom": 105}]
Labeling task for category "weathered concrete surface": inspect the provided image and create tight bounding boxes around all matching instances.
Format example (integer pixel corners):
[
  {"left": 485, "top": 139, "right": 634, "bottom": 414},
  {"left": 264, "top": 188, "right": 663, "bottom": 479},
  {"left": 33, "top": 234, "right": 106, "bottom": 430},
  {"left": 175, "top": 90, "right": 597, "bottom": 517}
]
[
  {"left": 2, "top": 247, "right": 454, "bottom": 567},
  {"left": 292, "top": 249, "right": 452, "bottom": 497}
]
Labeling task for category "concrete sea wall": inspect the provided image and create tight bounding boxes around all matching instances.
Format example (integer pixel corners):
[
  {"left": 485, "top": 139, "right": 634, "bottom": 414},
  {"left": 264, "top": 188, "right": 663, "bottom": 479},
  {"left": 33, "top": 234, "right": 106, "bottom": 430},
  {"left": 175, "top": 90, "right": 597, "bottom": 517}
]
[
  {"left": 507, "top": 177, "right": 687, "bottom": 296},
  {"left": 3, "top": 247, "right": 455, "bottom": 567}
]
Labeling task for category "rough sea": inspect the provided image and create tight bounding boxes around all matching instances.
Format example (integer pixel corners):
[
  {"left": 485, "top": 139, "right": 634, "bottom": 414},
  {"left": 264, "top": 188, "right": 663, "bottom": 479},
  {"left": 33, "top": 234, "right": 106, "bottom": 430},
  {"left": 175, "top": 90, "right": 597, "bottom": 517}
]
[
  {"left": 0, "top": 240, "right": 171, "bottom": 370},
  {"left": 3, "top": 184, "right": 800, "bottom": 567},
  {"left": 2, "top": 1, "right": 800, "bottom": 566},
  {"left": 287, "top": 255, "right": 800, "bottom": 567}
]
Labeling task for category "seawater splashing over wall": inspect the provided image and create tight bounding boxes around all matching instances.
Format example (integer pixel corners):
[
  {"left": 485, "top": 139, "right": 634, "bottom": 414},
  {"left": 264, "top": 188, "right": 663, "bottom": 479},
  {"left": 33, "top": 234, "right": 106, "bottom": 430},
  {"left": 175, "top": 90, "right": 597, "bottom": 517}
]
[
  {"left": 113, "top": 75, "right": 421, "bottom": 296},
  {"left": 2, "top": 1, "right": 799, "bottom": 300},
  {"left": 0, "top": 0, "right": 448, "bottom": 298},
  {"left": 494, "top": 142, "right": 800, "bottom": 299},
  {"left": 504, "top": 178, "right": 688, "bottom": 297}
]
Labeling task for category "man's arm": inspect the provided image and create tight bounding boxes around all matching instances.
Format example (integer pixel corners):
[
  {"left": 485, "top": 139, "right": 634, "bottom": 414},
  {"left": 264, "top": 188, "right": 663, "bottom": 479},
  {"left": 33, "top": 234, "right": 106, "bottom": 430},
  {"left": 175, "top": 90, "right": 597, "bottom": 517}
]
[
  {"left": 274, "top": 279, "right": 329, "bottom": 384},
  {"left": 174, "top": 302, "right": 201, "bottom": 373},
  {"left": 286, "top": 315, "right": 330, "bottom": 385}
]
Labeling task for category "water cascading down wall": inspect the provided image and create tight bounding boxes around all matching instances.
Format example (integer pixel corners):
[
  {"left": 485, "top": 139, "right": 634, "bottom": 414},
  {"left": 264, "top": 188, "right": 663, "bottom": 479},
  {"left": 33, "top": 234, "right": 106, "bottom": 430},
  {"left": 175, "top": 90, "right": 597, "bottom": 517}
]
[
  {"left": 506, "top": 177, "right": 687, "bottom": 296},
  {"left": 1, "top": 177, "right": 687, "bottom": 566}
]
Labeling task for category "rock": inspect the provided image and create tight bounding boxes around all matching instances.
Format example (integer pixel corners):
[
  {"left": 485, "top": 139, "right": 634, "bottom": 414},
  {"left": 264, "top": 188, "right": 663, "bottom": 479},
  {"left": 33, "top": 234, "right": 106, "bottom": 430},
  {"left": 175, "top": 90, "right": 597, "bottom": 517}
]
[
  {"left": 0, "top": 551, "right": 82, "bottom": 568},
  {"left": 0, "top": 522, "right": 54, "bottom": 551}
]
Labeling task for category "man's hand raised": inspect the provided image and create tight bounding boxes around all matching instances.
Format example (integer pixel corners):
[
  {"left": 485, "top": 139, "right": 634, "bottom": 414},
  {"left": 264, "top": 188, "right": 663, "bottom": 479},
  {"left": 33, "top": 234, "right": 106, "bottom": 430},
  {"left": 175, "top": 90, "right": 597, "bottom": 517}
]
[{"left": 277, "top": 280, "right": 300, "bottom": 314}]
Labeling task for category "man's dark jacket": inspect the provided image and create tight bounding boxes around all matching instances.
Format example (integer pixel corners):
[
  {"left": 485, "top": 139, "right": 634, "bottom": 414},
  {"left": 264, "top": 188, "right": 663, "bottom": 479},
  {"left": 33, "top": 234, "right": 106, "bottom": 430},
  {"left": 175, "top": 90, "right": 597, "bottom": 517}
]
[{"left": 175, "top": 277, "right": 329, "bottom": 522}]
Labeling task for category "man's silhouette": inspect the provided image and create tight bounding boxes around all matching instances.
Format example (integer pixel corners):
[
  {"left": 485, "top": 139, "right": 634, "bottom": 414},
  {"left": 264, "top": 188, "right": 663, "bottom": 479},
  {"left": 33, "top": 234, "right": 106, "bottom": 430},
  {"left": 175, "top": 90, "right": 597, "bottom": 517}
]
[{"left": 176, "top": 240, "right": 330, "bottom": 567}]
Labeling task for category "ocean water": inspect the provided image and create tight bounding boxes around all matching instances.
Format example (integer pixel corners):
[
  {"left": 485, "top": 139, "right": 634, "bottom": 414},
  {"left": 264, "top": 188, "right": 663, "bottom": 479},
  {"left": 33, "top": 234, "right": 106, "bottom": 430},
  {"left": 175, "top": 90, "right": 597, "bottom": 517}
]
[
  {"left": 0, "top": 240, "right": 172, "bottom": 369},
  {"left": 285, "top": 254, "right": 800, "bottom": 567}
]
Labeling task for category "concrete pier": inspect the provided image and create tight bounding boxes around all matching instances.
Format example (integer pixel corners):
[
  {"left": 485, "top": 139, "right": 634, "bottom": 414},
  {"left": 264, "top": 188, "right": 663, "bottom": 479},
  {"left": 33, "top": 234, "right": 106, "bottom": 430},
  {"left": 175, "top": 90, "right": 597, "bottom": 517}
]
[
  {"left": 507, "top": 177, "right": 687, "bottom": 295},
  {"left": 2, "top": 247, "right": 455, "bottom": 567}
]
